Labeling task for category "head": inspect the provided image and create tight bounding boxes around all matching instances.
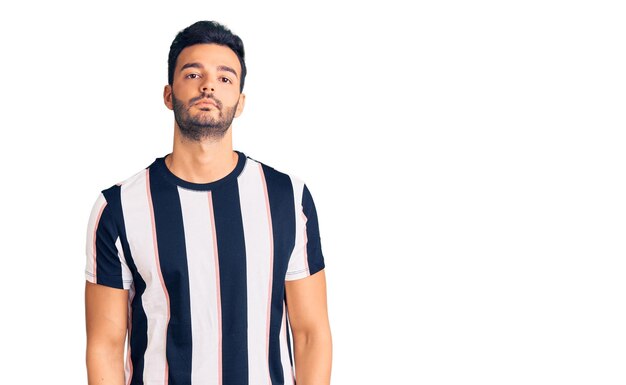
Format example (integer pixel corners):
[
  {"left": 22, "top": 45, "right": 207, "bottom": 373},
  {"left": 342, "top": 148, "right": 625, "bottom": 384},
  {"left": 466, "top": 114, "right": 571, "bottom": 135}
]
[{"left": 164, "top": 21, "right": 247, "bottom": 142}]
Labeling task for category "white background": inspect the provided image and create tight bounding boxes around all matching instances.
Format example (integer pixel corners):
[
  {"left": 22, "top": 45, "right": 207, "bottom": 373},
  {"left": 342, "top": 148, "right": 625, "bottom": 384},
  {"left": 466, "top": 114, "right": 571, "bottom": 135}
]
[{"left": 0, "top": 0, "right": 625, "bottom": 384}]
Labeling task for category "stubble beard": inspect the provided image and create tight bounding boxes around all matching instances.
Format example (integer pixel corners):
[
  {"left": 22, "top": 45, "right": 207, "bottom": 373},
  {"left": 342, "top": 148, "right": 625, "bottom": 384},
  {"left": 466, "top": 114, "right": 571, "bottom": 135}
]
[{"left": 172, "top": 92, "right": 238, "bottom": 142}]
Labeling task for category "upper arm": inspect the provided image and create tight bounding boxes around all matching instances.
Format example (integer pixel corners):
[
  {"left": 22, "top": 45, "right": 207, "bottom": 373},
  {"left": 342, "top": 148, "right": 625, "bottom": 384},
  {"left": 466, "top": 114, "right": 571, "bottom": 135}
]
[
  {"left": 285, "top": 183, "right": 325, "bottom": 281},
  {"left": 84, "top": 190, "right": 131, "bottom": 349},
  {"left": 85, "top": 281, "right": 129, "bottom": 349},
  {"left": 85, "top": 190, "right": 133, "bottom": 290},
  {"left": 285, "top": 269, "right": 330, "bottom": 336},
  {"left": 284, "top": 180, "right": 329, "bottom": 335}
]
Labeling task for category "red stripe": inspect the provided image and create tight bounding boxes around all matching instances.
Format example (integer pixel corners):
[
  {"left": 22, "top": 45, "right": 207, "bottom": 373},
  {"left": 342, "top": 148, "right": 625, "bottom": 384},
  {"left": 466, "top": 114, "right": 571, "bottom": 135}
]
[
  {"left": 301, "top": 210, "right": 310, "bottom": 274},
  {"left": 259, "top": 164, "right": 274, "bottom": 384}
]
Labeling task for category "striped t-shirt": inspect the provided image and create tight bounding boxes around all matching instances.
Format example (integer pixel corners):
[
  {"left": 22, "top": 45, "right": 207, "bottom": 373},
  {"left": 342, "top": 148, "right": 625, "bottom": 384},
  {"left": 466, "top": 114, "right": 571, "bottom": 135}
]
[{"left": 84, "top": 150, "right": 325, "bottom": 385}]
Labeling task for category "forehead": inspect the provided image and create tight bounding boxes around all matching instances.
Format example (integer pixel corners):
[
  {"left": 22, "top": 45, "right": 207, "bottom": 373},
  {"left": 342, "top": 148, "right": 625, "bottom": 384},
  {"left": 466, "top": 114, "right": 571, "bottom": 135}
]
[{"left": 176, "top": 43, "right": 241, "bottom": 75}]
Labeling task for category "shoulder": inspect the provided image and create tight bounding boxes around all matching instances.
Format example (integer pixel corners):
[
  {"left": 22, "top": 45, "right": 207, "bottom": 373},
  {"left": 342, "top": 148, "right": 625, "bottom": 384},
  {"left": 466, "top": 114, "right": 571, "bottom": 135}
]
[
  {"left": 242, "top": 153, "right": 307, "bottom": 196},
  {"left": 91, "top": 159, "right": 154, "bottom": 217},
  {"left": 98, "top": 159, "right": 156, "bottom": 200}
]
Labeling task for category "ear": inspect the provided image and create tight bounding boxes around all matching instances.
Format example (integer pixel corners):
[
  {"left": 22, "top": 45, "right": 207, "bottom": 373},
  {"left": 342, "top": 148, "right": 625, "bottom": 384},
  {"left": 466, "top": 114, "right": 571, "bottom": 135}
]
[
  {"left": 234, "top": 92, "right": 246, "bottom": 118},
  {"left": 163, "top": 84, "right": 174, "bottom": 110}
]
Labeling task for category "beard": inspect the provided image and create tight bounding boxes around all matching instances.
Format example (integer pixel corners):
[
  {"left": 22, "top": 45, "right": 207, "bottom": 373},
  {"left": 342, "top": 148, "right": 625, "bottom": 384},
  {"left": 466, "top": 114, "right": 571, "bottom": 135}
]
[{"left": 172, "top": 92, "right": 239, "bottom": 142}]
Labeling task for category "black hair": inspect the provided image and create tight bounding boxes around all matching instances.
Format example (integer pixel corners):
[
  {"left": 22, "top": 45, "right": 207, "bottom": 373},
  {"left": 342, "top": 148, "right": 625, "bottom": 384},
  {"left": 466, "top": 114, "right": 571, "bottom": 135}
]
[{"left": 168, "top": 21, "right": 247, "bottom": 92}]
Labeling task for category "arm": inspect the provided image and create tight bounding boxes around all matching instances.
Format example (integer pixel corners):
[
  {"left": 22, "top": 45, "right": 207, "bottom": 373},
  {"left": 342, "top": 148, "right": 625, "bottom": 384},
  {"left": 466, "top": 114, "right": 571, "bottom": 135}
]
[
  {"left": 85, "top": 281, "right": 129, "bottom": 385},
  {"left": 285, "top": 269, "right": 332, "bottom": 385}
]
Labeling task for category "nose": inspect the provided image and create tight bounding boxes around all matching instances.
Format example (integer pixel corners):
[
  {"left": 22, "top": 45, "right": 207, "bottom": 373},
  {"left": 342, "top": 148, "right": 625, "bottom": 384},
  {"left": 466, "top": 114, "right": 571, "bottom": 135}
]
[{"left": 200, "top": 77, "right": 215, "bottom": 93}]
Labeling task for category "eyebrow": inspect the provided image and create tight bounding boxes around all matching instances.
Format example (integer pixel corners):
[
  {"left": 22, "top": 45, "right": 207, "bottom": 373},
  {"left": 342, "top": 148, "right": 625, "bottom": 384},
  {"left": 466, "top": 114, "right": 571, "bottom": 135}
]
[
  {"left": 180, "top": 62, "right": 203, "bottom": 71},
  {"left": 180, "top": 62, "right": 239, "bottom": 78},
  {"left": 217, "top": 65, "right": 239, "bottom": 79}
]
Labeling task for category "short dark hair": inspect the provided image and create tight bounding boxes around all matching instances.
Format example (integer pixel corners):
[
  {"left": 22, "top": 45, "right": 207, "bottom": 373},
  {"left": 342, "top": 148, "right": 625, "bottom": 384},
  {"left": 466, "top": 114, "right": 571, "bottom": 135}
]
[{"left": 168, "top": 21, "right": 247, "bottom": 92}]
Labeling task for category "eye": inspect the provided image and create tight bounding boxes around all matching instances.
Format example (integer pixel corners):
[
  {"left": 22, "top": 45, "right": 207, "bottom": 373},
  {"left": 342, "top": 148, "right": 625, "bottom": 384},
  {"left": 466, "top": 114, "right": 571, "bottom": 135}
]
[
  {"left": 220, "top": 77, "right": 232, "bottom": 84},
  {"left": 185, "top": 73, "right": 201, "bottom": 79}
]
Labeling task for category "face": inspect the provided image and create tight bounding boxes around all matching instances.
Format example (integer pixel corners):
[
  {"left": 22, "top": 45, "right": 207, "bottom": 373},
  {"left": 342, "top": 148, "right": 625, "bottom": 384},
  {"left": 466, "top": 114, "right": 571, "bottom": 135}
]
[{"left": 164, "top": 43, "right": 245, "bottom": 142}]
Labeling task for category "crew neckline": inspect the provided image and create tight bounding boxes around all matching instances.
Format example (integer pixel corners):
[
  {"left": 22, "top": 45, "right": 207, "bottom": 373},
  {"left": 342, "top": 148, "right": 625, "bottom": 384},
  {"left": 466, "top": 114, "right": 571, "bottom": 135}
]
[{"left": 154, "top": 150, "right": 247, "bottom": 191}]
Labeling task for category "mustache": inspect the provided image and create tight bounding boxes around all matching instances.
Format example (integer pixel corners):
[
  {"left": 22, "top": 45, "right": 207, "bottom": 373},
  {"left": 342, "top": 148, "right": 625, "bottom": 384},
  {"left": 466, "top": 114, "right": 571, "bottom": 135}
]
[{"left": 189, "top": 93, "right": 222, "bottom": 109}]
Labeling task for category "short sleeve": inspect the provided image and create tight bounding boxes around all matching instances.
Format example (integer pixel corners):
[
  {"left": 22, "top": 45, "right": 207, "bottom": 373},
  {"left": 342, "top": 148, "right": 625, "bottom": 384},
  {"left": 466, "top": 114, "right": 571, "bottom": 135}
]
[
  {"left": 285, "top": 183, "right": 326, "bottom": 281},
  {"left": 85, "top": 192, "right": 133, "bottom": 290}
]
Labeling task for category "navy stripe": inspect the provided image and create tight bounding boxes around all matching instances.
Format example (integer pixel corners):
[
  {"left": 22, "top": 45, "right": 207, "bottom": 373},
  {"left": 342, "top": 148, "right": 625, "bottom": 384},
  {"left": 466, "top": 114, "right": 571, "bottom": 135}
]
[
  {"left": 150, "top": 171, "right": 193, "bottom": 385},
  {"left": 212, "top": 181, "right": 249, "bottom": 385},
  {"left": 102, "top": 185, "right": 149, "bottom": 385},
  {"left": 119, "top": 218, "right": 148, "bottom": 384},
  {"left": 95, "top": 187, "right": 124, "bottom": 288},
  {"left": 126, "top": 257, "right": 148, "bottom": 385},
  {"left": 262, "top": 165, "right": 297, "bottom": 385},
  {"left": 302, "top": 185, "right": 325, "bottom": 275}
]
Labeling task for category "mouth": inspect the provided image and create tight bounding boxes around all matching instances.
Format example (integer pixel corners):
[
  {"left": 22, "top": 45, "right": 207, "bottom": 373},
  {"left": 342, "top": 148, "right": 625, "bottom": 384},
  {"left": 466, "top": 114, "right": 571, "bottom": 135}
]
[{"left": 195, "top": 99, "right": 219, "bottom": 108}]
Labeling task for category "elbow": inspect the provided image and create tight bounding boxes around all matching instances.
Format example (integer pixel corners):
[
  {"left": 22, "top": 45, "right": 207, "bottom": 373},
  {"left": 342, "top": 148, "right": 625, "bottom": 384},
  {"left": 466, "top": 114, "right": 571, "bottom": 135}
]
[
  {"left": 86, "top": 335, "right": 126, "bottom": 367},
  {"left": 292, "top": 324, "right": 332, "bottom": 349}
]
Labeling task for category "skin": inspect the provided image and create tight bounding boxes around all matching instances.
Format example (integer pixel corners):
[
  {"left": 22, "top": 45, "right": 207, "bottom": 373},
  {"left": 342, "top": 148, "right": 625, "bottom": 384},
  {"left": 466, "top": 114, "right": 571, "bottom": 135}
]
[{"left": 85, "top": 43, "right": 332, "bottom": 385}]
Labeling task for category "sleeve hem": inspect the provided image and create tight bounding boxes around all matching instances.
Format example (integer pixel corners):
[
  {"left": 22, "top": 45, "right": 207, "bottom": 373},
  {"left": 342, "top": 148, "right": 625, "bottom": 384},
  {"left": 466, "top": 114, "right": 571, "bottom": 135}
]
[
  {"left": 85, "top": 270, "right": 132, "bottom": 290},
  {"left": 285, "top": 262, "right": 325, "bottom": 281}
]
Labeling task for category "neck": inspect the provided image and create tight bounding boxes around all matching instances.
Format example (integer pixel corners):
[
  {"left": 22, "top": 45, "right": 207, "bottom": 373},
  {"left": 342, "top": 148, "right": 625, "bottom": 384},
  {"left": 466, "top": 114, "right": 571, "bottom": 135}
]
[{"left": 165, "top": 125, "right": 238, "bottom": 184}]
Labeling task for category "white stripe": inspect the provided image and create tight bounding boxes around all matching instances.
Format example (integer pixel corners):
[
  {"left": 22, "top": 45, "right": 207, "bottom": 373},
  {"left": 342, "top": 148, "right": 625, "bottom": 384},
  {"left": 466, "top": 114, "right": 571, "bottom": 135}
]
[
  {"left": 115, "top": 237, "right": 133, "bottom": 289},
  {"left": 286, "top": 178, "right": 309, "bottom": 280},
  {"left": 238, "top": 161, "right": 273, "bottom": 384},
  {"left": 280, "top": 304, "right": 295, "bottom": 385},
  {"left": 178, "top": 187, "right": 220, "bottom": 385},
  {"left": 125, "top": 284, "right": 136, "bottom": 385},
  {"left": 121, "top": 171, "right": 168, "bottom": 384},
  {"left": 85, "top": 192, "right": 107, "bottom": 281}
]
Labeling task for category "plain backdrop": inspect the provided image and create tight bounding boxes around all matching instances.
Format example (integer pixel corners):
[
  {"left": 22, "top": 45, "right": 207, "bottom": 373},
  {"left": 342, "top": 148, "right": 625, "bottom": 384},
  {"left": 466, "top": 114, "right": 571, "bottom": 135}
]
[{"left": 0, "top": 1, "right": 625, "bottom": 384}]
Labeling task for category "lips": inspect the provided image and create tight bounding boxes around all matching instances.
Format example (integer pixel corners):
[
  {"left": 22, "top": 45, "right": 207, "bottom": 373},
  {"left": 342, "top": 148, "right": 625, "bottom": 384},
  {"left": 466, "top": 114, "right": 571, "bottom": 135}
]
[{"left": 195, "top": 98, "right": 218, "bottom": 108}]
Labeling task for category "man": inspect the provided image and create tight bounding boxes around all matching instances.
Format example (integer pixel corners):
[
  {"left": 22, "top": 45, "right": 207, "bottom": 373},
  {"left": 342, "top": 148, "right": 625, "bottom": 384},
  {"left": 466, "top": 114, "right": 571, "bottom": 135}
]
[{"left": 84, "top": 21, "right": 332, "bottom": 385}]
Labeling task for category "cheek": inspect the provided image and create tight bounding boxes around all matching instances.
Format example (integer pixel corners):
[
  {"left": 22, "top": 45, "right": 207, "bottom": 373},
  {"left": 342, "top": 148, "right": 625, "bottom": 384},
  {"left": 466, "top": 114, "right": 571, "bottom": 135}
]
[
  {"left": 173, "top": 85, "right": 193, "bottom": 99},
  {"left": 221, "top": 90, "right": 241, "bottom": 106}
]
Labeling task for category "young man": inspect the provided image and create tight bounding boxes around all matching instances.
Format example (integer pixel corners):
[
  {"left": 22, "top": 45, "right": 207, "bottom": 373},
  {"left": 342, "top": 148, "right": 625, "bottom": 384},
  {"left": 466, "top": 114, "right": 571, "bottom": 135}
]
[{"left": 84, "top": 21, "right": 332, "bottom": 385}]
